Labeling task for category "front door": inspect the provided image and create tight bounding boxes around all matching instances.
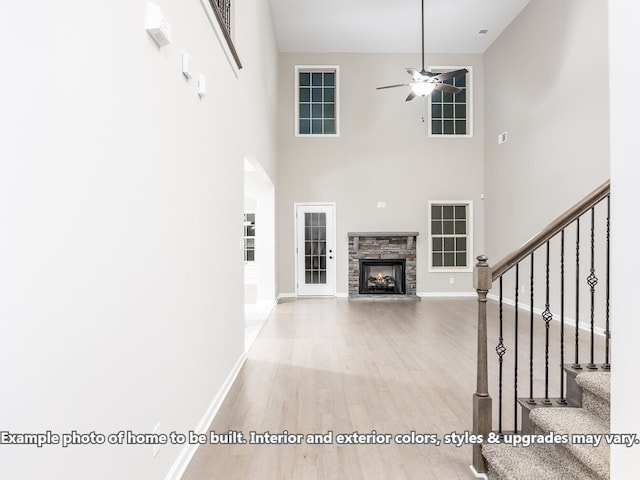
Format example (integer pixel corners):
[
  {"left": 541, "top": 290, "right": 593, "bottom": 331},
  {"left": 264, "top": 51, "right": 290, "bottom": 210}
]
[{"left": 295, "top": 204, "right": 336, "bottom": 296}]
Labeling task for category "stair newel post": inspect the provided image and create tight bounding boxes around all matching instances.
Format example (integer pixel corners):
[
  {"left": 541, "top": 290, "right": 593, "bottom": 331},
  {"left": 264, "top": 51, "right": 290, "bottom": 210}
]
[{"left": 473, "top": 255, "right": 492, "bottom": 473}]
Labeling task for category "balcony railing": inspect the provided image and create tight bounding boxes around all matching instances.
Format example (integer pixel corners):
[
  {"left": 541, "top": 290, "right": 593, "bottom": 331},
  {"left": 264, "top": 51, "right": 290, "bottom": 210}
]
[
  {"left": 213, "top": 0, "right": 231, "bottom": 34},
  {"left": 208, "top": 0, "right": 242, "bottom": 69}
]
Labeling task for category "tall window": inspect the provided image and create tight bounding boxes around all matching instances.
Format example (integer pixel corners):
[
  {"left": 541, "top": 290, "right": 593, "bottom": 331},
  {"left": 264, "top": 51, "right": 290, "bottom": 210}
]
[
  {"left": 428, "top": 201, "right": 473, "bottom": 272},
  {"left": 243, "top": 213, "right": 255, "bottom": 262},
  {"left": 295, "top": 66, "right": 339, "bottom": 136},
  {"left": 429, "top": 67, "right": 472, "bottom": 136}
]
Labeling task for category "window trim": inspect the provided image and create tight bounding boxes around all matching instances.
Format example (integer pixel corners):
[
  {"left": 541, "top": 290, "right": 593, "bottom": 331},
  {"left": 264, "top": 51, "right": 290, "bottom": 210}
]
[
  {"left": 427, "top": 66, "right": 473, "bottom": 138},
  {"left": 428, "top": 200, "right": 474, "bottom": 273},
  {"left": 294, "top": 65, "right": 340, "bottom": 137}
]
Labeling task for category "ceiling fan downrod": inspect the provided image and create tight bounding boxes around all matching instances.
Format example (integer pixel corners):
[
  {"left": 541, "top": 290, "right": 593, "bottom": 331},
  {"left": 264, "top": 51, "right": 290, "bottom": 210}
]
[{"left": 421, "top": 0, "right": 425, "bottom": 73}]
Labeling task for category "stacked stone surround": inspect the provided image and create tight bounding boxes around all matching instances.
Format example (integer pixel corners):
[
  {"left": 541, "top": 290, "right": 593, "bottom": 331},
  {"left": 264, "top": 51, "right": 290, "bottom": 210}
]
[{"left": 348, "top": 232, "right": 418, "bottom": 296}]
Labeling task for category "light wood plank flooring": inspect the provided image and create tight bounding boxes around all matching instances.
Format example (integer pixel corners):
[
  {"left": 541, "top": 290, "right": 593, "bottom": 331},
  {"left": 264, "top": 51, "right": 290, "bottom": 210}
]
[{"left": 182, "top": 297, "right": 605, "bottom": 480}]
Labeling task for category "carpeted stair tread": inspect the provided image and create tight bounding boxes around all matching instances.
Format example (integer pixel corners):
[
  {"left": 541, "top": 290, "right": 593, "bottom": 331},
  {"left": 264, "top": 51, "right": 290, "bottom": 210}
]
[
  {"left": 576, "top": 372, "right": 610, "bottom": 421},
  {"left": 530, "top": 407, "right": 609, "bottom": 479},
  {"left": 576, "top": 372, "right": 610, "bottom": 402},
  {"left": 483, "top": 373, "right": 611, "bottom": 478},
  {"left": 483, "top": 442, "right": 599, "bottom": 480}
]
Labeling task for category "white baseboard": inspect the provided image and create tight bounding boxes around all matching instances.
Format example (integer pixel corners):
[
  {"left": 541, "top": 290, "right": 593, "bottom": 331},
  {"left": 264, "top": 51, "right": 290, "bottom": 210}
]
[
  {"left": 164, "top": 352, "right": 247, "bottom": 480},
  {"left": 280, "top": 292, "right": 477, "bottom": 299},
  {"left": 276, "top": 293, "right": 296, "bottom": 302},
  {"left": 486, "top": 293, "right": 605, "bottom": 337},
  {"left": 277, "top": 293, "right": 349, "bottom": 300},
  {"left": 417, "top": 291, "right": 476, "bottom": 298}
]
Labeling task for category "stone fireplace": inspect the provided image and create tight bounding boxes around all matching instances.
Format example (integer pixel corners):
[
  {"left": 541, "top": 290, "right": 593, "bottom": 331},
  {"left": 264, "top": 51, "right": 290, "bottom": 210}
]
[{"left": 348, "top": 232, "right": 419, "bottom": 299}]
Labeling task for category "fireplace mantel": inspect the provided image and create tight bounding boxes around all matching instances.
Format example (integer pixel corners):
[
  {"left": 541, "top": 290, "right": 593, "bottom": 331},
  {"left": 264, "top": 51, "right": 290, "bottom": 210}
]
[
  {"left": 348, "top": 232, "right": 418, "bottom": 251},
  {"left": 348, "top": 232, "right": 419, "bottom": 236}
]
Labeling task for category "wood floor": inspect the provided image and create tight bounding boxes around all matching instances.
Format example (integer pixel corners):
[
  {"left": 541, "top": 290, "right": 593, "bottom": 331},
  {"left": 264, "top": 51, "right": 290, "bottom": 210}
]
[{"left": 181, "top": 297, "right": 605, "bottom": 480}]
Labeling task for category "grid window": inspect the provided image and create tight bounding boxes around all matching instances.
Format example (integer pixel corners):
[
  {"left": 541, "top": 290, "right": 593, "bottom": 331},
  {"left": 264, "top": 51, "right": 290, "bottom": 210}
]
[
  {"left": 244, "top": 213, "right": 255, "bottom": 262},
  {"left": 429, "top": 68, "right": 471, "bottom": 136},
  {"left": 296, "top": 67, "right": 338, "bottom": 136},
  {"left": 304, "top": 212, "right": 327, "bottom": 284},
  {"left": 430, "top": 203, "right": 471, "bottom": 270}
]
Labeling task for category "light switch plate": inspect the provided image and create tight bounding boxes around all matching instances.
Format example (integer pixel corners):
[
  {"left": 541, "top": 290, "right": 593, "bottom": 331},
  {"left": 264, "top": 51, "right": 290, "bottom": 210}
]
[
  {"left": 198, "top": 75, "right": 206, "bottom": 97},
  {"left": 182, "top": 53, "right": 192, "bottom": 79}
]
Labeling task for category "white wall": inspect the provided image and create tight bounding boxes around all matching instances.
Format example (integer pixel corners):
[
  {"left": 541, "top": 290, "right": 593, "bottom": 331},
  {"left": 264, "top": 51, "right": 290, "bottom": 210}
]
[
  {"left": 0, "top": 1, "right": 277, "bottom": 479},
  {"left": 483, "top": 0, "right": 610, "bottom": 263},
  {"left": 609, "top": 2, "right": 640, "bottom": 478},
  {"left": 277, "top": 52, "right": 485, "bottom": 296}
]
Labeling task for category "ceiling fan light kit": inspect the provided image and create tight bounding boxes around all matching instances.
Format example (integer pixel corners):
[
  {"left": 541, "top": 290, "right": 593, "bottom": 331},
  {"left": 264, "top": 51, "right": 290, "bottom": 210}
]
[
  {"left": 377, "top": 0, "right": 468, "bottom": 101},
  {"left": 411, "top": 82, "right": 435, "bottom": 97}
]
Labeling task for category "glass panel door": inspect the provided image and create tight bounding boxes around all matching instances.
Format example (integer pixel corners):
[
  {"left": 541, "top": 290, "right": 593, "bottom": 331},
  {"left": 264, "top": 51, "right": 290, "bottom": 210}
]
[{"left": 296, "top": 204, "right": 335, "bottom": 296}]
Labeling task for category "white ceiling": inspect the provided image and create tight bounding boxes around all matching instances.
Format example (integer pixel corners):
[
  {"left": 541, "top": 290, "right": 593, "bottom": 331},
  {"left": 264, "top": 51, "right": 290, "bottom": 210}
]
[{"left": 268, "top": 0, "right": 531, "bottom": 54}]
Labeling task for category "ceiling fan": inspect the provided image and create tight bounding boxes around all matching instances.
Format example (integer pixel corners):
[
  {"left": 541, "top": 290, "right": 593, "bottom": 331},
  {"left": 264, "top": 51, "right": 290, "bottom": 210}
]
[{"left": 377, "top": 0, "right": 468, "bottom": 101}]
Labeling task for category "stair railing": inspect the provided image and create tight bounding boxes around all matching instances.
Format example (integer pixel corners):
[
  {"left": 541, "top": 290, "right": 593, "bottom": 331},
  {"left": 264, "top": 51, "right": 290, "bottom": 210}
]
[{"left": 472, "top": 180, "right": 610, "bottom": 474}]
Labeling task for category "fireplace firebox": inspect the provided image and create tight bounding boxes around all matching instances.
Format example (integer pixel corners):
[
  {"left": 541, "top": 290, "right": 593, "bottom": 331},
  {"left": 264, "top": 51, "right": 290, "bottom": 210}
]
[{"left": 359, "top": 259, "right": 406, "bottom": 295}]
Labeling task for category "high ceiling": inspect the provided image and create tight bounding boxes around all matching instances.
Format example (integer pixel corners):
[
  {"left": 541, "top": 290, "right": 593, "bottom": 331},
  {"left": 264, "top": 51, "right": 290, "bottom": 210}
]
[{"left": 269, "top": 0, "right": 531, "bottom": 54}]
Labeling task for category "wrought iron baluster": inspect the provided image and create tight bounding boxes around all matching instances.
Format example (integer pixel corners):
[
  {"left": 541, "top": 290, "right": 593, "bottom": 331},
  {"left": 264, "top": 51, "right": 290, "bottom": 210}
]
[
  {"left": 470, "top": 182, "right": 610, "bottom": 475},
  {"left": 587, "top": 207, "right": 598, "bottom": 369},
  {"left": 542, "top": 241, "right": 553, "bottom": 405},
  {"left": 496, "top": 277, "right": 506, "bottom": 433},
  {"left": 214, "top": 0, "right": 232, "bottom": 34},
  {"left": 559, "top": 230, "right": 567, "bottom": 404},
  {"left": 604, "top": 196, "right": 611, "bottom": 369},
  {"left": 514, "top": 264, "right": 520, "bottom": 431},
  {"left": 573, "top": 218, "right": 581, "bottom": 369},
  {"left": 527, "top": 253, "right": 536, "bottom": 405}
]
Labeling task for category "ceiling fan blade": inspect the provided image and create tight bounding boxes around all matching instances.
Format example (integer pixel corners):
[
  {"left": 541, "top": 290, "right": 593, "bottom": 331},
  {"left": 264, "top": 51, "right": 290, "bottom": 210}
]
[
  {"left": 405, "top": 91, "right": 417, "bottom": 102},
  {"left": 430, "top": 68, "right": 468, "bottom": 83},
  {"left": 433, "top": 83, "right": 463, "bottom": 94},
  {"left": 377, "top": 84, "right": 409, "bottom": 90}
]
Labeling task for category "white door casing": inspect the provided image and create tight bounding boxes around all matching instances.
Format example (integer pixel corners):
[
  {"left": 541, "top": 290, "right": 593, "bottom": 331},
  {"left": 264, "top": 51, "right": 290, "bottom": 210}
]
[{"left": 295, "top": 203, "right": 336, "bottom": 296}]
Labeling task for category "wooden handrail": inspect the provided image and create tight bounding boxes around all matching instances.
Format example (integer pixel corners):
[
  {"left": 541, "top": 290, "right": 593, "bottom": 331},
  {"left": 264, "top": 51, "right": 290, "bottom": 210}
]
[
  {"left": 471, "top": 179, "right": 610, "bottom": 474},
  {"left": 492, "top": 180, "right": 610, "bottom": 280}
]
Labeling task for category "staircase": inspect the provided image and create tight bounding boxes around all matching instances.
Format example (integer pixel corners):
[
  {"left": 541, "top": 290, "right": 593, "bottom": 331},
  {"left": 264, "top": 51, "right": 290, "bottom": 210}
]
[
  {"left": 483, "top": 371, "right": 610, "bottom": 479},
  {"left": 471, "top": 181, "right": 611, "bottom": 478}
]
